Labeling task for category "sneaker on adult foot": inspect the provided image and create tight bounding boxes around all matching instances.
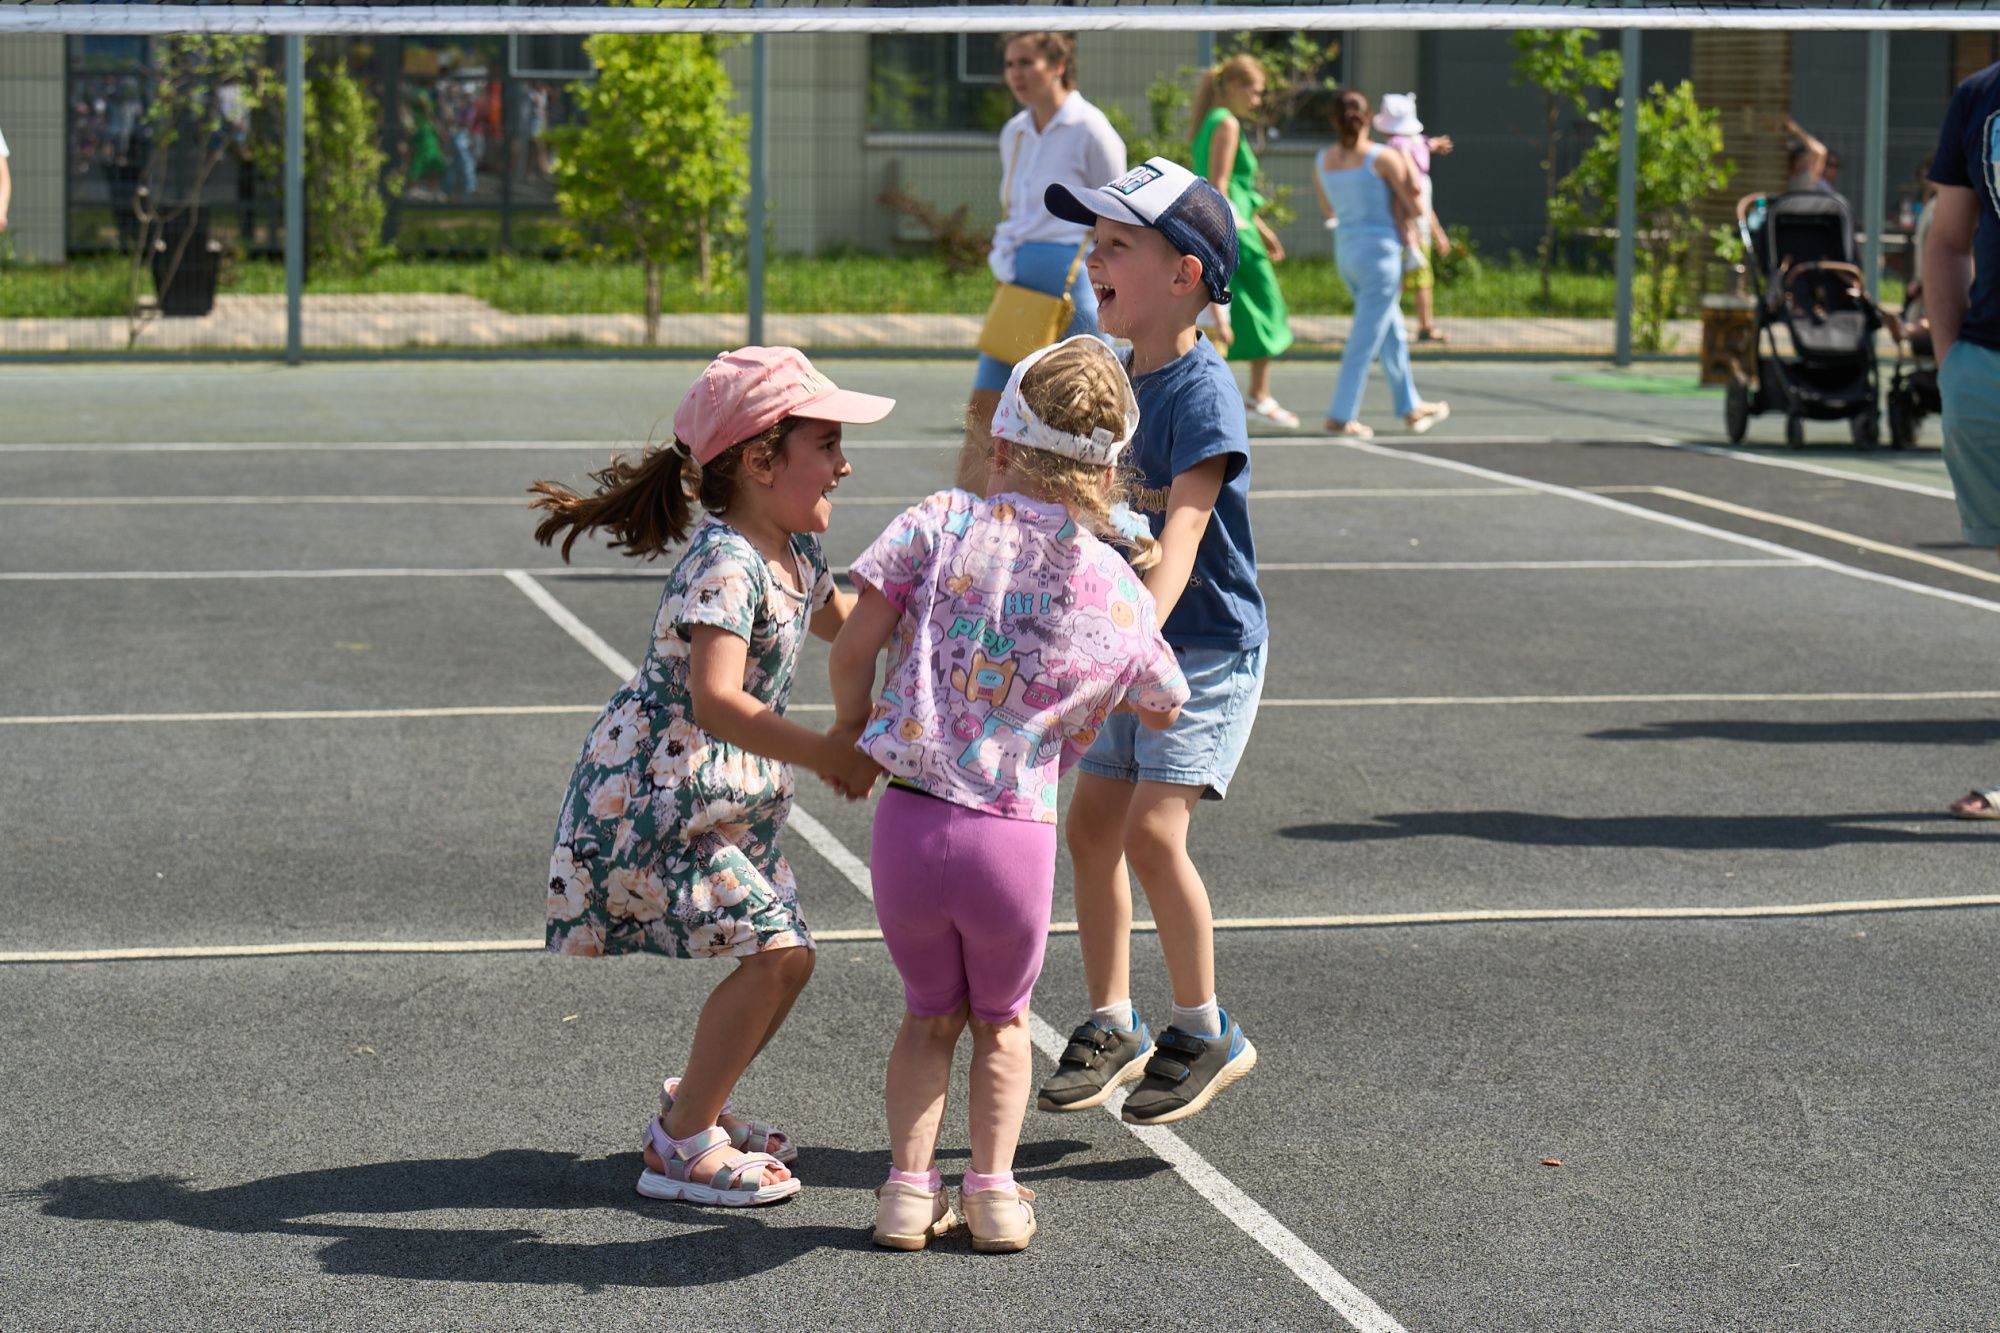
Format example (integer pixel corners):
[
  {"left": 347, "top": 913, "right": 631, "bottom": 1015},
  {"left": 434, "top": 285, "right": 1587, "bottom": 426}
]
[
  {"left": 1120, "top": 1010, "right": 1257, "bottom": 1125},
  {"left": 1036, "top": 1018, "right": 1153, "bottom": 1112}
]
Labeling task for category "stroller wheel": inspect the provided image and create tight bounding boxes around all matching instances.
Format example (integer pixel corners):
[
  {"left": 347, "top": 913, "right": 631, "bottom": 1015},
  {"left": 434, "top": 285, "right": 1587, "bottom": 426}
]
[
  {"left": 1785, "top": 414, "right": 1806, "bottom": 449},
  {"left": 1849, "top": 409, "right": 1880, "bottom": 450},
  {"left": 1888, "top": 395, "right": 1917, "bottom": 449},
  {"left": 1724, "top": 380, "right": 1750, "bottom": 444}
]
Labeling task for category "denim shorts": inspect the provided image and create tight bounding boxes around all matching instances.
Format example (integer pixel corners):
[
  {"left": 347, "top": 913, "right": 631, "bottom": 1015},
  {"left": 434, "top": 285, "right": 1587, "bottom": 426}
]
[
  {"left": 1077, "top": 641, "right": 1267, "bottom": 799},
  {"left": 1940, "top": 339, "right": 2000, "bottom": 546}
]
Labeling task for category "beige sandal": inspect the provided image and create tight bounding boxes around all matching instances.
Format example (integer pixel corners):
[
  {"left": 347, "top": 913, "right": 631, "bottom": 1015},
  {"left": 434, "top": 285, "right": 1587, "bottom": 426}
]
[
  {"left": 871, "top": 1179, "right": 959, "bottom": 1251},
  {"left": 1949, "top": 786, "right": 2000, "bottom": 820},
  {"left": 1405, "top": 402, "right": 1451, "bottom": 435},
  {"left": 960, "top": 1182, "right": 1037, "bottom": 1254},
  {"left": 1323, "top": 420, "right": 1375, "bottom": 439}
]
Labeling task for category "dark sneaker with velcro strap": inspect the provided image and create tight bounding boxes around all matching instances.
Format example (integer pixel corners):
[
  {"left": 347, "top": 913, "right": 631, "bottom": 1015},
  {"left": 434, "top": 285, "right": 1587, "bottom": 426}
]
[
  {"left": 1036, "top": 1018, "right": 1153, "bottom": 1112},
  {"left": 1120, "top": 1010, "right": 1256, "bottom": 1125}
]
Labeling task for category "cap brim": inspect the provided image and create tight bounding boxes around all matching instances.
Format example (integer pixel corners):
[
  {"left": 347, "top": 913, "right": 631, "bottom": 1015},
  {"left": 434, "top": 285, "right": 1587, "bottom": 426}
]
[
  {"left": 1045, "top": 182, "right": 1146, "bottom": 228},
  {"left": 792, "top": 386, "right": 896, "bottom": 426}
]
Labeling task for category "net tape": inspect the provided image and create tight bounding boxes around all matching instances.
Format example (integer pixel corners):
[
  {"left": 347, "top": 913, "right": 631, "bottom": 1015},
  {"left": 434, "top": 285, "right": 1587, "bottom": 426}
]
[{"left": 3, "top": 1, "right": 1999, "bottom": 33}]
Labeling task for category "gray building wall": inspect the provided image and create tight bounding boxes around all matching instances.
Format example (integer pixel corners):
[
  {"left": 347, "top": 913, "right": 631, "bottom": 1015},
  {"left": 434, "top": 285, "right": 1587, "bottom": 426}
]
[{"left": 0, "top": 34, "right": 66, "bottom": 263}]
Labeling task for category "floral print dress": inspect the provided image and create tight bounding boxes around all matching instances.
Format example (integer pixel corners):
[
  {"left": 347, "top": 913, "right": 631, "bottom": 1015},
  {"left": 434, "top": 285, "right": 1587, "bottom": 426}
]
[{"left": 545, "top": 514, "right": 835, "bottom": 959}]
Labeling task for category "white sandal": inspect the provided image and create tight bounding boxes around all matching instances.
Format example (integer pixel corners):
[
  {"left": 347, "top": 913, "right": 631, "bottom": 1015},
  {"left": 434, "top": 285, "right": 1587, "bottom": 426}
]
[
  {"left": 1324, "top": 419, "right": 1375, "bottom": 439},
  {"left": 1949, "top": 786, "right": 2000, "bottom": 820},
  {"left": 1250, "top": 397, "right": 1301, "bottom": 429},
  {"left": 1406, "top": 402, "right": 1451, "bottom": 435},
  {"left": 636, "top": 1121, "right": 800, "bottom": 1207}
]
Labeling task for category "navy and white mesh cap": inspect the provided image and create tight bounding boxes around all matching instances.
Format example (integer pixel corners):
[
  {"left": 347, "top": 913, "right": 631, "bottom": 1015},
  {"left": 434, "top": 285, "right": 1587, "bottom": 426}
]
[{"left": 1045, "top": 157, "right": 1239, "bottom": 305}]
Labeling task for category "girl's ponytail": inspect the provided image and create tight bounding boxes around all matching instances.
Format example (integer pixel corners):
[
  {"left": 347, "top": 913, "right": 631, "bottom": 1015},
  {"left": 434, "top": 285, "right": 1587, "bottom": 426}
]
[
  {"left": 528, "top": 442, "right": 700, "bottom": 562},
  {"left": 1188, "top": 69, "right": 1219, "bottom": 140}
]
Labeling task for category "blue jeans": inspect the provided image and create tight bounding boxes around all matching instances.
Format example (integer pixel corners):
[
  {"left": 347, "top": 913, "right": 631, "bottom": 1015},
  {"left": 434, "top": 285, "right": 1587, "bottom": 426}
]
[
  {"left": 1940, "top": 338, "right": 2000, "bottom": 545},
  {"left": 1329, "top": 231, "right": 1419, "bottom": 423},
  {"left": 972, "top": 239, "right": 1103, "bottom": 393}
]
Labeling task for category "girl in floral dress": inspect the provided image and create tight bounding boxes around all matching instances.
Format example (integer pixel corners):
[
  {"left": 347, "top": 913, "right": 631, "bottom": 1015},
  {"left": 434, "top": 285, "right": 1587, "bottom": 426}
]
[{"left": 530, "top": 347, "right": 891, "bottom": 1208}]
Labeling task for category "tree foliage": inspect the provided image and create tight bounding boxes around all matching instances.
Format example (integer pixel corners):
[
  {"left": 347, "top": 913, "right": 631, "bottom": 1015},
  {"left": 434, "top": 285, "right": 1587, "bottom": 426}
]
[
  {"left": 128, "top": 35, "right": 278, "bottom": 345},
  {"left": 547, "top": 28, "right": 748, "bottom": 344},
  {"left": 1552, "top": 80, "right": 1734, "bottom": 351},
  {"left": 1510, "top": 29, "right": 1622, "bottom": 307}
]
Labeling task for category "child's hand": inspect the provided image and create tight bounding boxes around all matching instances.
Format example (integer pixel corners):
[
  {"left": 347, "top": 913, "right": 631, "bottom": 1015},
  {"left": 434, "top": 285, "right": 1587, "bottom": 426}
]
[{"left": 821, "top": 722, "right": 882, "bottom": 801}]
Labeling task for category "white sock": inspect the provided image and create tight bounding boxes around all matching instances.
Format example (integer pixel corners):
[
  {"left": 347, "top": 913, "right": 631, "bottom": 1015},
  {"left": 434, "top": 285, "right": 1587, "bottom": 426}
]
[
  {"left": 1170, "top": 996, "right": 1222, "bottom": 1037},
  {"left": 1090, "top": 999, "right": 1136, "bottom": 1032}
]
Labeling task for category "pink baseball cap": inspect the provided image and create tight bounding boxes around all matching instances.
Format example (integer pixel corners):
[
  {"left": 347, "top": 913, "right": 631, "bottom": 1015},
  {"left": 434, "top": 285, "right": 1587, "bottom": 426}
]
[{"left": 672, "top": 346, "right": 896, "bottom": 464}]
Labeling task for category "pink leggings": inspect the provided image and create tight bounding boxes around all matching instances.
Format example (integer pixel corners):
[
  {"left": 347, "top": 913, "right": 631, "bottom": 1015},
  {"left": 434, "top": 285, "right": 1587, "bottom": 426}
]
[{"left": 869, "top": 786, "right": 1056, "bottom": 1024}]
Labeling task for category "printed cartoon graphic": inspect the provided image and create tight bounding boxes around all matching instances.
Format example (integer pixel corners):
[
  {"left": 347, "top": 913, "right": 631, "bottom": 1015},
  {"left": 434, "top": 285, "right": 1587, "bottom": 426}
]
[
  {"left": 958, "top": 714, "right": 1041, "bottom": 793},
  {"left": 951, "top": 648, "right": 1017, "bottom": 706}
]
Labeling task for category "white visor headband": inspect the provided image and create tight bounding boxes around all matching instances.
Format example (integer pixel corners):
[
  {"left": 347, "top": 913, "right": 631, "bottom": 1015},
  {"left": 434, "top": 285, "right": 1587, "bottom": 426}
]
[{"left": 989, "top": 335, "right": 1140, "bottom": 467}]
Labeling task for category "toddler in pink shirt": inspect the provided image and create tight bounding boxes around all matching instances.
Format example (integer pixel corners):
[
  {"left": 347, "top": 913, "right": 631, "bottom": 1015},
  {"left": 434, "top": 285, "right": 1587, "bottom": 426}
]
[{"left": 829, "top": 335, "right": 1188, "bottom": 1253}]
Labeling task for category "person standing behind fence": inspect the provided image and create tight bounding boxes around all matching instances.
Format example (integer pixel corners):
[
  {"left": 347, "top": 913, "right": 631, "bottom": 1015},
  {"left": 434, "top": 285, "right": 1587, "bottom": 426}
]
[
  {"left": 1375, "top": 93, "right": 1455, "bottom": 345},
  {"left": 0, "top": 125, "right": 12, "bottom": 237},
  {"left": 957, "top": 31, "right": 1125, "bottom": 494},
  {"left": 1921, "top": 62, "right": 2000, "bottom": 820},
  {"left": 1190, "top": 55, "right": 1298, "bottom": 429},
  {"left": 1315, "top": 90, "right": 1449, "bottom": 438}
]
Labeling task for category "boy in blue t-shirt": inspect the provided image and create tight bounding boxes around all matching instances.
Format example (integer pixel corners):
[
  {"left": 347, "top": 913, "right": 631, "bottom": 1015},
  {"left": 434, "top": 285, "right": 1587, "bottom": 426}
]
[{"left": 1034, "top": 158, "right": 1268, "bottom": 1124}]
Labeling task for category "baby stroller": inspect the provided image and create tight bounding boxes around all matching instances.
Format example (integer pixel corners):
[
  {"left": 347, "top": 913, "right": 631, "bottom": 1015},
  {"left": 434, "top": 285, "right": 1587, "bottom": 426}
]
[
  {"left": 1884, "top": 284, "right": 1939, "bottom": 449},
  {"left": 1724, "top": 191, "right": 1885, "bottom": 448}
]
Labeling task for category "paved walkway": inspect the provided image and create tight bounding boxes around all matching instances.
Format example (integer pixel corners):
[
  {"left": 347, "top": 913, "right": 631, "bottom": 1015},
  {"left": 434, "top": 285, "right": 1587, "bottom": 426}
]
[{"left": 0, "top": 292, "right": 1710, "bottom": 356}]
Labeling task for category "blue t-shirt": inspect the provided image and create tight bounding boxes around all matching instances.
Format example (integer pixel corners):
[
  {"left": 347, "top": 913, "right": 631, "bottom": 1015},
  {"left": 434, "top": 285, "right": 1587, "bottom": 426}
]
[
  {"left": 1122, "top": 334, "right": 1267, "bottom": 651},
  {"left": 1930, "top": 61, "right": 2000, "bottom": 350}
]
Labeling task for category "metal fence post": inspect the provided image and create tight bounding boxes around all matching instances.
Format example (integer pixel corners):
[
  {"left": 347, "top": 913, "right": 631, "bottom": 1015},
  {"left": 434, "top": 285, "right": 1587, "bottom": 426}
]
[
  {"left": 1613, "top": 26, "right": 1641, "bottom": 367},
  {"left": 285, "top": 34, "right": 304, "bottom": 365},
  {"left": 1862, "top": 26, "right": 1890, "bottom": 304},
  {"left": 747, "top": 4, "right": 768, "bottom": 346}
]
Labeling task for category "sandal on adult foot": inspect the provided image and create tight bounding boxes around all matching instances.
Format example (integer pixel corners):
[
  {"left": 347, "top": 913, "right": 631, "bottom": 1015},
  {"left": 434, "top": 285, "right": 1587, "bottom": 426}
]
[
  {"left": 1418, "top": 326, "right": 1450, "bottom": 344},
  {"left": 636, "top": 1121, "right": 799, "bottom": 1208},
  {"left": 1324, "top": 419, "right": 1375, "bottom": 439},
  {"left": 660, "top": 1076, "right": 796, "bottom": 1163},
  {"left": 1405, "top": 402, "right": 1451, "bottom": 435},
  {"left": 871, "top": 1180, "right": 959, "bottom": 1251},
  {"left": 960, "top": 1183, "right": 1037, "bottom": 1254},
  {"left": 1250, "top": 397, "right": 1301, "bottom": 429},
  {"left": 1950, "top": 786, "right": 2000, "bottom": 820}
]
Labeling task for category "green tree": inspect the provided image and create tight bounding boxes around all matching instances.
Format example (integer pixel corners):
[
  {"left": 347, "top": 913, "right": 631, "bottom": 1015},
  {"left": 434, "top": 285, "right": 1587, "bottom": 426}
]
[
  {"left": 128, "top": 35, "right": 278, "bottom": 345},
  {"left": 302, "top": 52, "right": 397, "bottom": 277},
  {"left": 548, "top": 28, "right": 748, "bottom": 343},
  {"left": 1552, "top": 80, "right": 1734, "bottom": 352},
  {"left": 1510, "top": 29, "right": 1622, "bottom": 307}
]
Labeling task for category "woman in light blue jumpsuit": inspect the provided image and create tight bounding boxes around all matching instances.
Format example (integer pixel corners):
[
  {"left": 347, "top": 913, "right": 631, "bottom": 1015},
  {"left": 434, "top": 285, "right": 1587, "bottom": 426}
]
[{"left": 1316, "top": 90, "right": 1450, "bottom": 437}]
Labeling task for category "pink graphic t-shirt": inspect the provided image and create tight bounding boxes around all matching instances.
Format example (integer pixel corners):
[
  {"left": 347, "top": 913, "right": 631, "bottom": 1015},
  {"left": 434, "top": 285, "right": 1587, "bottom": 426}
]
[{"left": 848, "top": 489, "right": 1189, "bottom": 823}]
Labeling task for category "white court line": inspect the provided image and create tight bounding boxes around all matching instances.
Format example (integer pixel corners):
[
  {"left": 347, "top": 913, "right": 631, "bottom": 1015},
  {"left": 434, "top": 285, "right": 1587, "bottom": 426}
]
[
  {"left": 0, "top": 705, "right": 602, "bottom": 727},
  {"left": 0, "top": 495, "right": 523, "bottom": 507},
  {"left": 1341, "top": 439, "right": 2000, "bottom": 617},
  {"left": 501, "top": 568, "right": 1402, "bottom": 1328},
  {"left": 13, "top": 689, "right": 2000, "bottom": 730},
  {"left": 16, "top": 894, "right": 2000, "bottom": 965},
  {"left": 502, "top": 569, "right": 639, "bottom": 679},
  {"left": 1643, "top": 437, "right": 1958, "bottom": 500},
  {"left": 1259, "top": 558, "right": 1805, "bottom": 572}
]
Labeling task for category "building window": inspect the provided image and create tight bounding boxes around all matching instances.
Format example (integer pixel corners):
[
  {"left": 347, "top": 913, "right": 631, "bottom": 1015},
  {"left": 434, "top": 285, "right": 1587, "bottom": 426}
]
[{"left": 868, "top": 34, "right": 1015, "bottom": 133}]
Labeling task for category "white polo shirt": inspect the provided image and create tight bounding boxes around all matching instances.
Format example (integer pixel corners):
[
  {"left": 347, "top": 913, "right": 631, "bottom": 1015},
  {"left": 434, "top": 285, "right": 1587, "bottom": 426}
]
[{"left": 987, "top": 92, "right": 1125, "bottom": 283}]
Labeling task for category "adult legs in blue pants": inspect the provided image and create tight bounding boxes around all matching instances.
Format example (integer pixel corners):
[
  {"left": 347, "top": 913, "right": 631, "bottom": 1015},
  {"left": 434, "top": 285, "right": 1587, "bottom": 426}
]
[{"left": 1328, "top": 236, "right": 1445, "bottom": 435}]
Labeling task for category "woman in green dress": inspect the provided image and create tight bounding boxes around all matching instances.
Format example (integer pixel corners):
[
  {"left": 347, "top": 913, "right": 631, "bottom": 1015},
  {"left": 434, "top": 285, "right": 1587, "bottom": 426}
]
[{"left": 1192, "top": 55, "right": 1298, "bottom": 428}]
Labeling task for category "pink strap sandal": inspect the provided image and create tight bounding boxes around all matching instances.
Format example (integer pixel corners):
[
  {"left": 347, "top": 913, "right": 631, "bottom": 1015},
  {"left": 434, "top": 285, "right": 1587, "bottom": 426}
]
[
  {"left": 659, "top": 1076, "right": 797, "bottom": 1163},
  {"left": 635, "top": 1121, "right": 800, "bottom": 1208}
]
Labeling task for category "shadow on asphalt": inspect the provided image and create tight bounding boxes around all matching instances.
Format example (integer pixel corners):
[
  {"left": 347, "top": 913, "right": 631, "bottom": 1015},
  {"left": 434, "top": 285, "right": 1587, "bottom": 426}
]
[
  {"left": 24, "top": 1139, "right": 1164, "bottom": 1284},
  {"left": 1279, "top": 811, "right": 1993, "bottom": 850},
  {"left": 1587, "top": 718, "right": 2000, "bottom": 746}
]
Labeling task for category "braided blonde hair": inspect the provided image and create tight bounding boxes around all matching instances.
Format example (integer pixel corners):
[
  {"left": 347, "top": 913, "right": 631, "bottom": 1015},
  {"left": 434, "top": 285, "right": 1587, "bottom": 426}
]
[{"left": 1010, "top": 340, "right": 1161, "bottom": 573}]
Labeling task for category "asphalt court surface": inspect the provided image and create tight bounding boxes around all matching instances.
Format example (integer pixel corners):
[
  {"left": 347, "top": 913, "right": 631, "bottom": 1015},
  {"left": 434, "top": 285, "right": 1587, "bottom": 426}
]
[{"left": 5, "top": 360, "right": 1999, "bottom": 1330}]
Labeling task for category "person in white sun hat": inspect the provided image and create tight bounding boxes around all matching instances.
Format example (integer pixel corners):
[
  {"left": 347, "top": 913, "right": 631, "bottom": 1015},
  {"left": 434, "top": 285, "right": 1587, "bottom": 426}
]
[{"left": 1374, "top": 92, "right": 1455, "bottom": 344}]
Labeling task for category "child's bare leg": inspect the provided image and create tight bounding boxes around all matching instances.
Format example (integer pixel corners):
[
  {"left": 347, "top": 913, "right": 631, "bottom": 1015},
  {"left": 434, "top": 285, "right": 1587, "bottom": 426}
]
[
  {"left": 1067, "top": 772, "right": 1137, "bottom": 1009},
  {"left": 968, "top": 1013, "right": 1034, "bottom": 1176},
  {"left": 1123, "top": 781, "right": 1213, "bottom": 1009},
  {"left": 658, "top": 946, "right": 815, "bottom": 1180},
  {"left": 885, "top": 1004, "right": 969, "bottom": 1174},
  {"left": 1417, "top": 286, "right": 1436, "bottom": 333},
  {"left": 1248, "top": 358, "right": 1273, "bottom": 404}
]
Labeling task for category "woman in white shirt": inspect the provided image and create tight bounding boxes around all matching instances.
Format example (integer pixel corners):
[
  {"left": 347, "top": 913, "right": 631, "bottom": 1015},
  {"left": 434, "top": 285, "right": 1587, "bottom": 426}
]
[{"left": 957, "top": 32, "right": 1125, "bottom": 491}]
